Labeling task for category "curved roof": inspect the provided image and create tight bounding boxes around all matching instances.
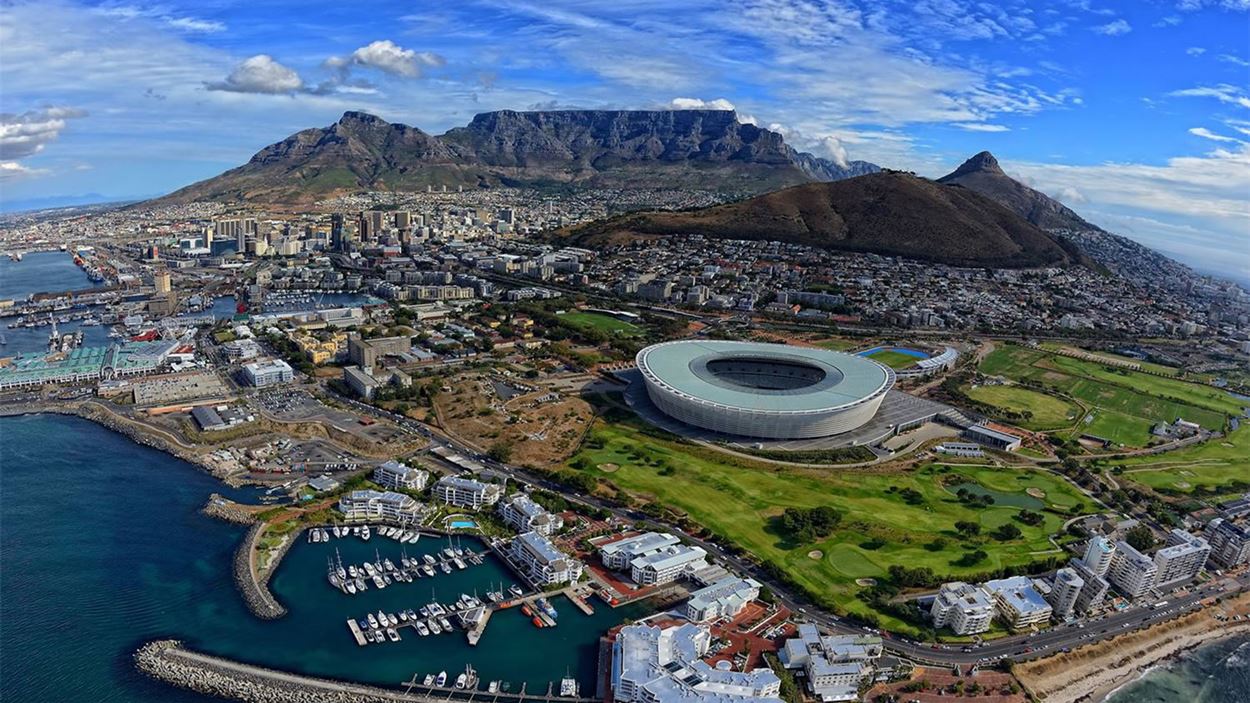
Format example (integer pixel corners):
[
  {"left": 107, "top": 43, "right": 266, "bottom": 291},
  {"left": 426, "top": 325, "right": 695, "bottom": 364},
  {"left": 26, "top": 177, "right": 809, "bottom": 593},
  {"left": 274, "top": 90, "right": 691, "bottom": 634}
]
[{"left": 636, "top": 340, "right": 893, "bottom": 414}]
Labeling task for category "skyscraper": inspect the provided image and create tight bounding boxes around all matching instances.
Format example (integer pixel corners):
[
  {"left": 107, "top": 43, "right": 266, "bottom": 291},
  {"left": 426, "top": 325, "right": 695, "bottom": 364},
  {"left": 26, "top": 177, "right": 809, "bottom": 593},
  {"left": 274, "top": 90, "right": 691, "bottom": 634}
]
[{"left": 1082, "top": 536, "right": 1115, "bottom": 577}]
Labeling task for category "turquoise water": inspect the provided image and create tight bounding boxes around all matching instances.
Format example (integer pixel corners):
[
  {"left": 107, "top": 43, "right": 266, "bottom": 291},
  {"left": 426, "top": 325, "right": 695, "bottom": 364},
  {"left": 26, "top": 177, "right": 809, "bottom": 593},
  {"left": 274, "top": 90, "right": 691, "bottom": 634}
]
[
  {"left": 0, "top": 414, "right": 645, "bottom": 701},
  {"left": 449, "top": 519, "right": 479, "bottom": 529},
  {"left": 1104, "top": 633, "right": 1250, "bottom": 703}
]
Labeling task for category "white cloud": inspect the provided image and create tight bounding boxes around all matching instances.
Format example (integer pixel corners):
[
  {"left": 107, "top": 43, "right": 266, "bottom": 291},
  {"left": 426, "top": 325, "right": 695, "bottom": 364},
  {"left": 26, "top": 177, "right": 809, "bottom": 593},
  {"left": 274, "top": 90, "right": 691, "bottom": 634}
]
[
  {"left": 0, "top": 107, "right": 87, "bottom": 160},
  {"left": 326, "top": 40, "right": 444, "bottom": 78},
  {"left": 1218, "top": 53, "right": 1250, "bottom": 67},
  {"left": 669, "top": 97, "right": 736, "bottom": 111},
  {"left": 1189, "top": 126, "right": 1243, "bottom": 142},
  {"left": 1093, "top": 19, "right": 1132, "bottom": 35},
  {"left": 816, "top": 135, "right": 849, "bottom": 168},
  {"left": 94, "top": 4, "right": 225, "bottom": 33},
  {"left": 1051, "top": 185, "right": 1087, "bottom": 204},
  {"left": 165, "top": 17, "right": 225, "bottom": 33},
  {"left": 206, "top": 55, "right": 304, "bottom": 94},
  {"left": 1186, "top": 46, "right": 1206, "bottom": 56},
  {"left": 1170, "top": 84, "right": 1250, "bottom": 109},
  {"left": 0, "top": 160, "right": 48, "bottom": 180},
  {"left": 952, "top": 122, "right": 1011, "bottom": 132}
]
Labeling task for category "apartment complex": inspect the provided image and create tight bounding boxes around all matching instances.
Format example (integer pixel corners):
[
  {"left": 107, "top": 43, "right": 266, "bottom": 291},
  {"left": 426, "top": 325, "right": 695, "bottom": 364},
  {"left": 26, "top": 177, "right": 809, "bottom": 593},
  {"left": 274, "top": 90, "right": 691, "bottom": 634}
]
[
  {"left": 600, "top": 532, "right": 682, "bottom": 571},
  {"left": 982, "top": 576, "right": 1053, "bottom": 629},
  {"left": 612, "top": 623, "right": 782, "bottom": 703},
  {"left": 372, "top": 460, "right": 428, "bottom": 491},
  {"left": 929, "top": 582, "right": 995, "bottom": 635},
  {"left": 630, "top": 545, "right": 708, "bottom": 586},
  {"left": 779, "top": 625, "right": 884, "bottom": 702},
  {"left": 508, "top": 531, "right": 582, "bottom": 586},
  {"left": 241, "top": 359, "right": 294, "bottom": 387},
  {"left": 684, "top": 577, "right": 761, "bottom": 623},
  {"left": 1206, "top": 518, "right": 1250, "bottom": 568},
  {"left": 498, "top": 493, "right": 564, "bottom": 536},
  {"left": 433, "top": 475, "right": 503, "bottom": 509},
  {"left": 337, "top": 490, "right": 423, "bottom": 524},
  {"left": 1045, "top": 567, "right": 1085, "bottom": 620},
  {"left": 1107, "top": 540, "right": 1159, "bottom": 599},
  {"left": 1153, "top": 529, "right": 1211, "bottom": 589}
]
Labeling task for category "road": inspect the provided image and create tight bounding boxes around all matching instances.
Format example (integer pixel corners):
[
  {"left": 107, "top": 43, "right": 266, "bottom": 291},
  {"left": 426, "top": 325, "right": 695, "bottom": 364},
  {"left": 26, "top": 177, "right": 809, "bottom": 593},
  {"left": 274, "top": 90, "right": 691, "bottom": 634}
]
[{"left": 319, "top": 383, "right": 1250, "bottom": 667}]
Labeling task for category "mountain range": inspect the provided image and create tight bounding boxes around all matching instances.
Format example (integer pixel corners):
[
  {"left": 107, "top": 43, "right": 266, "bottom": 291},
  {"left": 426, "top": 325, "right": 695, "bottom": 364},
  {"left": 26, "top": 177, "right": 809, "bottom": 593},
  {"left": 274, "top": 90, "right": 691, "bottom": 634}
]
[{"left": 155, "top": 110, "right": 878, "bottom": 204}]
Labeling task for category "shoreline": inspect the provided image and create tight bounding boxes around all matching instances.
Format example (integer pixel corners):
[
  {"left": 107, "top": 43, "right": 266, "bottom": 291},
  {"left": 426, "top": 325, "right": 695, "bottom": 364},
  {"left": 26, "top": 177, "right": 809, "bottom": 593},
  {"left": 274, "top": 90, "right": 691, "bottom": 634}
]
[{"left": 1014, "top": 591, "right": 1250, "bottom": 703}]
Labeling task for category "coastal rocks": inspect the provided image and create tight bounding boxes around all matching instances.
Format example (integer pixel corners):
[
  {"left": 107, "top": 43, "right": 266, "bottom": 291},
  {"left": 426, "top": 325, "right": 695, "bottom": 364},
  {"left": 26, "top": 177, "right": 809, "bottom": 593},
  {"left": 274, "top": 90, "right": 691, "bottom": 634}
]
[
  {"left": 134, "top": 640, "right": 407, "bottom": 703},
  {"left": 203, "top": 494, "right": 259, "bottom": 525},
  {"left": 233, "top": 523, "right": 289, "bottom": 620}
]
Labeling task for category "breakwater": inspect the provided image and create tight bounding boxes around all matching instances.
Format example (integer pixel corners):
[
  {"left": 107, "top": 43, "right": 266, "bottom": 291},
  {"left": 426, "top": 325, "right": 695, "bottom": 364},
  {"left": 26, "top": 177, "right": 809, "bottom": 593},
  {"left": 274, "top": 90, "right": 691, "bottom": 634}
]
[
  {"left": 204, "top": 494, "right": 259, "bottom": 525},
  {"left": 235, "top": 523, "right": 291, "bottom": 620}
]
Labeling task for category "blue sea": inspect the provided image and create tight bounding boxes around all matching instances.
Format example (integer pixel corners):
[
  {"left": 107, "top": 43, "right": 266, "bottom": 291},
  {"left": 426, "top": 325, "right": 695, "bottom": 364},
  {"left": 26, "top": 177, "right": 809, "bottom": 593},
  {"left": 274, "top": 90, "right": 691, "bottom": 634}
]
[
  {"left": 1104, "top": 633, "right": 1250, "bottom": 703},
  {"left": 0, "top": 414, "right": 643, "bottom": 701}
]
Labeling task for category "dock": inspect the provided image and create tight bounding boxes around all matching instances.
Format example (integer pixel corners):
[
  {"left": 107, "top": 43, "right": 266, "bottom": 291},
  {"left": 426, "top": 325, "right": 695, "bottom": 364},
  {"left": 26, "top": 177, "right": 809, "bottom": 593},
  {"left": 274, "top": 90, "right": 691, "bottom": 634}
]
[
  {"left": 564, "top": 588, "right": 595, "bottom": 616},
  {"left": 466, "top": 608, "right": 492, "bottom": 646},
  {"left": 346, "top": 618, "right": 368, "bottom": 646}
]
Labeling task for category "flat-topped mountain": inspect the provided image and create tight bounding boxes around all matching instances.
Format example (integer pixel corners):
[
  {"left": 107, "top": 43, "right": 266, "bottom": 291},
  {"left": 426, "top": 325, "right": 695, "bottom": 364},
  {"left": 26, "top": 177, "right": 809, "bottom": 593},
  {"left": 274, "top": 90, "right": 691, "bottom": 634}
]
[
  {"left": 559, "top": 170, "right": 1090, "bottom": 269},
  {"left": 154, "top": 110, "right": 879, "bottom": 203}
]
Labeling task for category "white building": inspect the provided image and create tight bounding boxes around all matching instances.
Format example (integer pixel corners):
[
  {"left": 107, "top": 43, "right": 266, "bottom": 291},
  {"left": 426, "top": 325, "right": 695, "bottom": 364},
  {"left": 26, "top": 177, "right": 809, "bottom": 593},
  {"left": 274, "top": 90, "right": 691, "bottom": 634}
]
[
  {"left": 930, "top": 582, "right": 995, "bottom": 635},
  {"left": 779, "top": 625, "right": 883, "bottom": 702},
  {"left": 601, "top": 532, "right": 681, "bottom": 571},
  {"left": 373, "top": 460, "right": 428, "bottom": 491},
  {"left": 1108, "top": 540, "right": 1158, "bottom": 599},
  {"left": 433, "top": 475, "right": 503, "bottom": 510},
  {"left": 508, "top": 531, "right": 582, "bottom": 586},
  {"left": 241, "top": 358, "right": 293, "bottom": 387},
  {"left": 1153, "top": 529, "right": 1210, "bottom": 589},
  {"left": 337, "top": 489, "right": 423, "bottom": 524},
  {"left": 612, "top": 622, "right": 782, "bottom": 703},
  {"left": 1082, "top": 536, "right": 1116, "bottom": 577},
  {"left": 1046, "top": 567, "right": 1085, "bottom": 620},
  {"left": 630, "top": 545, "right": 708, "bottom": 586},
  {"left": 1206, "top": 518, "right": 1250, "bottom": 568},
  {"left": 498, "top": 493, "right": 564, "bottom": 536},
  {"left": 982, "top": 576, "right": 1052, "bottom": 629},
  {"left": 684, "top": 577, "right": 761, "bottom": 623},
  {"left": 1069, "top": 559, "right": 1110, "bottom": 614}
]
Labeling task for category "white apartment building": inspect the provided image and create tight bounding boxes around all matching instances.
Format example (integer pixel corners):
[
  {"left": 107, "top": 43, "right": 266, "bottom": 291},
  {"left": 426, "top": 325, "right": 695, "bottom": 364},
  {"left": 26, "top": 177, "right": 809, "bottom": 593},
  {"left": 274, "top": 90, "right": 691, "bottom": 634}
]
[
  {"left": 1046, "top": 567, "right": 1085, "bottom": 620},
  {"left": 1069, "top": 559, "right": 1110, "bottom": 613},
  {"left": 630, "top": 545, "right": 708, "bottom": 586},
  {"left": 1108, "top": 540, "right": 1158, "bottom": 599},
  {"left": 982, "top": 576, "right": 1053, "bottom": 629},
  {"left": 433, "top": 475, "right": 503, "bottom": 510},
  {"left": 779, "top": 625, "right": 883, "bottom": 703},
  {"left": 930, "top": 582, "right": 995, "bottom": 635},
  {"left": 1206, "top": 518, "right": 1250, "bottom": 568},
  {"left": 508, "top": 531, "right": 582, "bottom": 586},
  {"left": 1082, "top": 536, "right": 1116, "bottom": 577},
  {"left": 612, "top": 623, "right": 782, "bottom": 703},
  {"left": 684, "top": 577, "right": 760, "bottom": 623},
  {"left": 372, "top": 460, "right": 428, "bottom": 491},
  {"left": 498, "top": 493, "right": 564, "bottom": 536},
  {"left": 600, "top": 532, "right": 681, "bottom": 571},
  {"left": 1153, "top": 529, "right": 1210, "bottom": 589},
  {"left": 241, "top": 358, "right": 293, "bottom": 387},
  {"left": 337, "top": 489, "right": 423, "bottom": 524}
]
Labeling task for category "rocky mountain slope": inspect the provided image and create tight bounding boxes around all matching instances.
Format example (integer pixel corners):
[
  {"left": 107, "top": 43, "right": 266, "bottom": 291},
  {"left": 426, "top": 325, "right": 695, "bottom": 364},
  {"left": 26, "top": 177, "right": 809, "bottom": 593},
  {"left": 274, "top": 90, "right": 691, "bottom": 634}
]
[
  {"left": 155, "top": 110, "right": 878, "bottom": 204},
  {"left": 559, "top": 170, "right": 1090, "bottom": 268}
]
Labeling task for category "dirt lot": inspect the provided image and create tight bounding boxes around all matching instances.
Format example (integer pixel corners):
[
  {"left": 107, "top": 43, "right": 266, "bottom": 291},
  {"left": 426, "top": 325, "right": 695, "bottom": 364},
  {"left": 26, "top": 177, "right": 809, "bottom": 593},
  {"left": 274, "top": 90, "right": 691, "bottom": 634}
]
[{"left": 434, "top": 371, "right": 595, "bottom": 466}]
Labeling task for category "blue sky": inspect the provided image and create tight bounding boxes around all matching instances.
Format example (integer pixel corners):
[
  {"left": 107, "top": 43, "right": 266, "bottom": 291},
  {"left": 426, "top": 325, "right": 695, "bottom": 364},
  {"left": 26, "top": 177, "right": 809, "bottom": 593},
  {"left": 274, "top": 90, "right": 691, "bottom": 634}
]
[{"left": 1, "top": 0, "right": 1247, "bottom": 280}]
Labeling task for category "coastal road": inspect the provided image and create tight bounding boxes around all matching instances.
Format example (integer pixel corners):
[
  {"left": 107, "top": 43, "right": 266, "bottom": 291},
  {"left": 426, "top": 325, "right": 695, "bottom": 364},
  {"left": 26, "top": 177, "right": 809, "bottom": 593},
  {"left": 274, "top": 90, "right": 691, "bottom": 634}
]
[{"left": 318, "top": 384, "right": 1250, "bottom": 667}]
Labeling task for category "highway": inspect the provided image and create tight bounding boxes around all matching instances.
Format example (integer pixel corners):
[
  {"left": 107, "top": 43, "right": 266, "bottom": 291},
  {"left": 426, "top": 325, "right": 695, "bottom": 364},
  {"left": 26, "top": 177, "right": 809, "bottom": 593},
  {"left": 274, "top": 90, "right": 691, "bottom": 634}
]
[{"left": 319, "top": 382, "right": 1250, "bottom": 667}]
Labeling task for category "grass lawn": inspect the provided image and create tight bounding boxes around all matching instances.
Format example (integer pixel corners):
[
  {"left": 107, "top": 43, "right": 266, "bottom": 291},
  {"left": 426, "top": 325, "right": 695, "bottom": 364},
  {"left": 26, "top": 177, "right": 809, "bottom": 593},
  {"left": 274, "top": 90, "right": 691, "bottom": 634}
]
[
  {"left": 963, "top": 384, "right": 1081, "bottom": 430},
  {"left": 867, "top": 350, "right": 922, "bottom": 369},
  {"left": 559, "top": 311, "right": 643, "bottom": 336},
  {"left": 1120, "top": 425, "right": 1250, "bottom": 497},
  {"left": 978, "top": 345, "right": 1237, "bottom": 447},
  {"left": 569, "top": 418, "right": 1086, "bottom": 633},
  {"left": 815, "top": 337, "right": 861, "bottom": 351}
]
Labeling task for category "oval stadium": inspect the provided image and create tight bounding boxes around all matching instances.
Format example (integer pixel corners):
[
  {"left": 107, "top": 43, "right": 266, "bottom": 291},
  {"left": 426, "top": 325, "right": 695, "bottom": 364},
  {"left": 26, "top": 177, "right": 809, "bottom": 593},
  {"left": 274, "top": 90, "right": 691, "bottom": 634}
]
[{"left": 635, "top": 340, "right": 895, "bottom": 439}]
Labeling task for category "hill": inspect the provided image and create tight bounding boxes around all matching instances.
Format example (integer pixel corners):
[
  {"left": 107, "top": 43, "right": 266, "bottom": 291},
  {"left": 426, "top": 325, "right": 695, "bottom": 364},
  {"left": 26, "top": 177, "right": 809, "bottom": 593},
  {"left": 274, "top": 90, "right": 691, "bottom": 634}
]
[
  {"left": 154, "top": 110, "right": 878, "bottom": 204},
  {"left": 559, "top": 171, "right": 1088, "bottom": 268},
  {"left": 937, "top": 151, "right": 1099, "bottom": 232}
]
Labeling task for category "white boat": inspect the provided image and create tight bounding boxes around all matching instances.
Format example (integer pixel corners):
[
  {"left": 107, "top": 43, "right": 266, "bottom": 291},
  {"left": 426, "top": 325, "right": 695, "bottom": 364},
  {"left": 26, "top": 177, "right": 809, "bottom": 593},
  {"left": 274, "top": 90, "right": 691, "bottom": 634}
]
[
  {"left": 435, "top": 671, "right": 448, "bottom": 687},
  {"left": 423, "top": 674, "right": 435, "bottom": 686},
  {"left": 345, "top": 581, "right": 357, "bottom": 594},
  {"left": 373, "top": 575, "right": 386, "bottom": 589},
  {"left": 454, "top": 672, "right": 467, "bottom": 689},
  {"left": 363, "top": 562, "right": 377, "bottom": 578},
  {"left": 488, "top": 681, "right": 500, "bottom": 693},
  {"left": 361, "top": 525, "right": 371, "bottom": 540},
  {"left": 428, "top": 618, "right": 442, "bottom": 635},
  {"left": 416, "top": 621, "right": 430, "bottom": 636},
  {"left": 377, "top": 610, "right": 388, "bottom": 626},
  {"left": 440, "top": 562, "right": 452, "bottom": 574},
  {"left": 423, "top": 565, "right": 435, "bottom": 577},
  {"left": 560, "top": 677, "right": 578, "bottom": 697},
  {"left": 348, "top": 565, "right": 358, "bottom": 578},
  {"left": 509, "top": 584, "right": 523, "bottom": 597},
  {"left": 383, "top": 574, "right": 392, "bottom": 586},
  {"left": 388, "top": 612, "right": 399, "bottom": 627},
  {"left": 423, "top": 554, "right": 436, "bottom": 565},
  {"left": 399, "top": 611, "right": 409, "bottom": 622},
  {"left": 355, "top": 577, "right": 366, "bottom": 592},
  {"left": 453, "top": 557, "right": 466, "bottom": 570},
  {"left": 367, "top": 613, "right": 379, "bottom": 629},
  {"left": 439, "top": 615, "right": 453, "bottom": 632},
  {"left": 386, "top": 628, "right": 400, "bottom": 642}
]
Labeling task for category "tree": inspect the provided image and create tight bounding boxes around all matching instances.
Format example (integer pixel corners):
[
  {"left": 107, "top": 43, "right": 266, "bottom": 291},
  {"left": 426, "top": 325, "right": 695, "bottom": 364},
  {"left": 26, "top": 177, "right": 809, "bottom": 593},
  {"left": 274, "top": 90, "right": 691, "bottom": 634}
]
[
  {"left": 992, "top": 523, "right": 1022, "bottom": 541},
  {"left": 487, "top": 442, "right": 513, "bottom": 463},
  {"left": 1125, "top": 524, "right": 1157, "bottom": 551},
  {"left": 955, "top": 521, "right": 981, "bottom": 538}
]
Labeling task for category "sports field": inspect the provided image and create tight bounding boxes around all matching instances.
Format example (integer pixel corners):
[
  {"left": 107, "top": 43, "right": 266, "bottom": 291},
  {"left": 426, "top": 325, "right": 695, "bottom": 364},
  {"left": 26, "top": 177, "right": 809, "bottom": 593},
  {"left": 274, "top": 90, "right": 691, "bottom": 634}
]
[
  {"left": 963, "top": 384, "right": 1081, "bottom": 430},
  {"left": 868, "top": 350, "right": 922, "bottom": 369},
  {"left": 568, "top": 418, "right": 1086, "bottom": 632},
  {"left": 1120, "top": 425, "right": 1250, "bottom": 497},
  {"left": 978, "top": 345, "right": 1237, "bottom": 447},
  {"left": 558, "top": 311, "right": 642, "bottom": 336}
]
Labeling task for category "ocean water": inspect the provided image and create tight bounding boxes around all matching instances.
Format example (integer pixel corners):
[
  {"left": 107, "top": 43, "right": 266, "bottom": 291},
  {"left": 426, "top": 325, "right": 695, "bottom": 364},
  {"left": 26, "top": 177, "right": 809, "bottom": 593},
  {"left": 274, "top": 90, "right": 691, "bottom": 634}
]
[
  {"left": 1, "top": 414, "right": 644, "bottom": 701},
  {"left": 1104, "top": 633, "right": 1250, "bottom": 703},
  {"left": 0, "top": 250, "right": 102, "bottom": 300}
]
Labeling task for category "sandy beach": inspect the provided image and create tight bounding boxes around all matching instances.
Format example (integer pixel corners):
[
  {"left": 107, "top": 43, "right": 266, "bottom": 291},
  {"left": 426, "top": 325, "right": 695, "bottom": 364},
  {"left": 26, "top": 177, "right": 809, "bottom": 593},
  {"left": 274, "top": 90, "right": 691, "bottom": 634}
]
[{"left": 1014, "top": 590, "right": 1250, "bottom": 703}]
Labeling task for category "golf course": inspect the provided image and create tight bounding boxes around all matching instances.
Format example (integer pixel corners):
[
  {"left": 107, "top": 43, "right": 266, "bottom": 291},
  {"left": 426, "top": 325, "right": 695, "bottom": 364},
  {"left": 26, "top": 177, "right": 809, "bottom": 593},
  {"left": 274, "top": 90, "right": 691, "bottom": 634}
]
[{"left": 1119, "top": 425, "right": 1250, "bottom": 497}]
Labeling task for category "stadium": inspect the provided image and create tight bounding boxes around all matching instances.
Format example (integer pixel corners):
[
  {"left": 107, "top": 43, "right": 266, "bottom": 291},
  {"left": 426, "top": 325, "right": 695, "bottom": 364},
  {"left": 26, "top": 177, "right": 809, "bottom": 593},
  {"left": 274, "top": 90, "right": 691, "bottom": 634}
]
[{"left": 635, "top": 340, "right": 895, "bottom": 440}]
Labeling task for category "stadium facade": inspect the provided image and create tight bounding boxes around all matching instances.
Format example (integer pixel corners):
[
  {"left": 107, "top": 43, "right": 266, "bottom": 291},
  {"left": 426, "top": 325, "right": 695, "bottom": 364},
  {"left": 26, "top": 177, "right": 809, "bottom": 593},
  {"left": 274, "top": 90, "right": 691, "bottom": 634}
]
[{"left": 635, "top": 340, "right": 894, "bottom": 439}]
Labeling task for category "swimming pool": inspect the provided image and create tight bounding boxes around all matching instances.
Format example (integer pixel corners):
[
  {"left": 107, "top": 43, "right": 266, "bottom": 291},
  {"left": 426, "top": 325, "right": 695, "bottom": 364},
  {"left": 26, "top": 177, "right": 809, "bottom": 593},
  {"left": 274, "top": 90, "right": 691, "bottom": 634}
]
[{"left": 448, "top": 519, "right": 478, "bottom": 529}]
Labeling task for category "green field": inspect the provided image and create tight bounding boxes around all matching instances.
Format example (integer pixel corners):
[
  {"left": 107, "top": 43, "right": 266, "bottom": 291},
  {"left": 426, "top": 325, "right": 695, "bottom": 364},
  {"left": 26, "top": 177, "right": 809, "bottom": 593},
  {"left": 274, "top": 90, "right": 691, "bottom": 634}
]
[
  {"left": 1121, "top": 425, "right": 1250, "bottom": 497},
  {"left": 558, "top": 311, "right": 643, "bottom": 336},
  {"left": 963, "top": 384, "right": 1081, "bottom": 430},
  {"left": 978, "top": 345, "right": 1237, "bottom": 447},
  {"left": 867, "top": 350, "right": 921, "bottom": 369},
  {"left": 570, "top": 418, "right": 1086, "bottom": 632},
  {"left": 815, "top": 337, "right": 861, "bottom": 351}
]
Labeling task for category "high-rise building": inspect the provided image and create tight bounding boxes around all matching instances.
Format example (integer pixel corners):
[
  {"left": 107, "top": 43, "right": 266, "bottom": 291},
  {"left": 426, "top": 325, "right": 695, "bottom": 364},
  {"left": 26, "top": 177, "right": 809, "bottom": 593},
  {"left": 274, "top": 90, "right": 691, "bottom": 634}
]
[
  {"left": 1046, "top": 567, "right": 1085, "bottom": 620},
  {"left": 330, "top": 213, "right": 346, "bottom": 252},
  {"left": 394, "top": 211, "right": 411, "bottom": 230},
  {"left": 153, "top": 269, "right": 171, "bottom": 294},
  {"left": 1206, "top": 518, "right": 1250, "bottom": 568},
  {"left": 359, "top": 210, "right": 385, "bottom": 241},
  {"left": 1153, "top": 529, "right": 1210, "bottom": 589},
  {"left": 1108, "top": 540, "right": 1158, "bottom": 599},
  {"left": 1082, "top": 536, "right": 1116, "bottom": 577}
]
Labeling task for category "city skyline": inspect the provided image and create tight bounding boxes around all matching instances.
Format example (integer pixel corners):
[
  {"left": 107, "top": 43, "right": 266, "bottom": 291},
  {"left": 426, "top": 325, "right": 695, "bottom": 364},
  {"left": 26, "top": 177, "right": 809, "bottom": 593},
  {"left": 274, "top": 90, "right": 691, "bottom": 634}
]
[{"left": 1, "top": 0, "right": 1248, "bottom": 280}]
